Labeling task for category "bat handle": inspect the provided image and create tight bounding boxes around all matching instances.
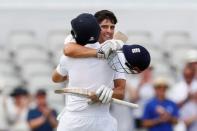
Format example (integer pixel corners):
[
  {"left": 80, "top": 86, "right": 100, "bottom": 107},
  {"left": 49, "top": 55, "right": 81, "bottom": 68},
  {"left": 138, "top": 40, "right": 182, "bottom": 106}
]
[{"left": 111, "top": 98, "right": 139, "bottom": 108}]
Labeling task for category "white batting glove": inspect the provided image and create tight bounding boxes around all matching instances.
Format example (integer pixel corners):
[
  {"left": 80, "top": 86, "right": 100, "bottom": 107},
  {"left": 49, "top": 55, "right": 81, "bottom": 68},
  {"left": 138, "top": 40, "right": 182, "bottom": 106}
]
[
  {"left": 96, "top": 40, "right": 124, "bottom": 59},
  {"left": 96, "top": 85, "right": 113, "bottom": 104},
  {"left": 104, "top": 39, "right": 124, "bottom": 51}
]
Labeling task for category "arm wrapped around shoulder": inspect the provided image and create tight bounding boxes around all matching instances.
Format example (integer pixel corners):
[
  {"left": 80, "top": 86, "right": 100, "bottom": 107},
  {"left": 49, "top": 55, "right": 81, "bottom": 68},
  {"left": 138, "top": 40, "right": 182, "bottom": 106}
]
[
  {"left": 96, "top": 85, "right": 113, "bottom": 104},
  {"left": 96, "top": 40, "right": 124, "bottom": 59}
]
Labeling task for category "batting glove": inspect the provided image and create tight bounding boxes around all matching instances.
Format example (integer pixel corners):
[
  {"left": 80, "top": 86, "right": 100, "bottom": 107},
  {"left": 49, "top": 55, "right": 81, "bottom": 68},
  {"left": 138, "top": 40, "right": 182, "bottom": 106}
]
[
  {"left": 96, "top": 85, "right": 113, "bottom": 104},
  {"left": 96, "top": 40, "right": 124, "bottom": 59}
]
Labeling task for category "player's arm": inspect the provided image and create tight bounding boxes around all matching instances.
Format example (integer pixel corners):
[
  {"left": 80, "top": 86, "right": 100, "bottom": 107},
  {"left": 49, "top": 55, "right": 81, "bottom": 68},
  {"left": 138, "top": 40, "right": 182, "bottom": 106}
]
[
  {"left": 112, "top": 79, "right": 126, "bottom": 100},
  {"left": 64, "top": 40, "right": 124, "bottom": 59},
  {"left": 96, "top": 73, "right": 126, "bottom": 104},
  {"left": 52, "top": 70, "right": 68, "bottom": 83},
  {"left": 95, "top": 79, "right": 126, "bottom": 104},
  {"left": 64, "top": 42, "right": 97, "bottom": 58},
  {"left": 52, "top": 55, "right": 68, "bottom": 83},
  {"left": 112, "top": 72, "right": 126, "bottom": 100},
  {"left": 63, "top": 34, "right": 97, "bottom": 58}
]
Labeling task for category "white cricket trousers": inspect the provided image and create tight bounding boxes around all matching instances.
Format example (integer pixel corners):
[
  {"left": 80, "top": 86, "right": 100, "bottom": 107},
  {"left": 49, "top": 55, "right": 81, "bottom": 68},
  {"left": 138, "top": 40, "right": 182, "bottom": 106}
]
[{"left": 57, "top": 111, "right": 117, "bottom": 131}]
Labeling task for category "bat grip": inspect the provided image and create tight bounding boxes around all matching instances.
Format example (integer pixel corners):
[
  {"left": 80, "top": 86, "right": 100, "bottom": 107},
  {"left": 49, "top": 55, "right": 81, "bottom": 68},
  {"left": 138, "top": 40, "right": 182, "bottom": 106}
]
[
  {"left": 111, "top": 98, "right": 139, "bottom": 108},
  {"left": 89, "top": 93, "right": 139, "bottom": 108}
]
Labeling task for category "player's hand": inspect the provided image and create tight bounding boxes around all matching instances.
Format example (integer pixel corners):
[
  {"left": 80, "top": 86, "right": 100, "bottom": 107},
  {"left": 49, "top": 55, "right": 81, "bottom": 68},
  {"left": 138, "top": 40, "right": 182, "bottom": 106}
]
[
  {"left": 103, "top": 39, "right": 124, "bottom": 51},
  {"left": 96, "top": 40, "right": 124, "bottom": 59},
  {"left": 96, "top": 85, "right": 113, "bottom": 104}
]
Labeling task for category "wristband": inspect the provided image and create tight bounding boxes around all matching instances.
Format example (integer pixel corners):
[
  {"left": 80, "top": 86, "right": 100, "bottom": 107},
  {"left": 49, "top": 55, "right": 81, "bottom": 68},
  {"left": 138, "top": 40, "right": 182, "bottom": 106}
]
[{"left": 96, "top": 48, "right": 105, "bottom": 59}]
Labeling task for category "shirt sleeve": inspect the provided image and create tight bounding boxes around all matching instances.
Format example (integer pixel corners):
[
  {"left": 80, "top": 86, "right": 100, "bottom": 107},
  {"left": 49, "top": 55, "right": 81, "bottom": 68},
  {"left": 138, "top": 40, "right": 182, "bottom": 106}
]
[
  {"left": 113, "top": 71, "right": 126, "bottom": 80},
  {"left": 64, "top": 34, "right": 76, "bottom": 45},
  {"left": 56, "top": 55, "right": 68, "bottom": 76}
]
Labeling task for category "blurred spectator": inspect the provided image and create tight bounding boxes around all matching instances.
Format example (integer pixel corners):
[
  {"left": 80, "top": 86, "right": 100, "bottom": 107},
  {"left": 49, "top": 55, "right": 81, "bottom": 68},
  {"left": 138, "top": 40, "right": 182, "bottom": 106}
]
[
  {"left": 180, "top": 86, "right": 197, "bottom": 131},
  {"left": 132, "top": 66, "right": 155, "bottom": 102},
  {"left": 131, "top": 66, "right": 155, "bottom": 129},
  {"left": 0, "top": 80, "right": 9, "bottom": 131},
  {"left": 7, "top": 87, "right": 30, "bottom": 131},
  {"left": 185, "top": 49, "right": 197, "bottom": 78},
  {"left": 142, "top": 77, "right": 179, "bottom": 131},
  {"left": 27, "top": 89, "right": 58, "bottom": 131},
  {"left": 168, "top": 63, "right": 197, "bottom": 107}
]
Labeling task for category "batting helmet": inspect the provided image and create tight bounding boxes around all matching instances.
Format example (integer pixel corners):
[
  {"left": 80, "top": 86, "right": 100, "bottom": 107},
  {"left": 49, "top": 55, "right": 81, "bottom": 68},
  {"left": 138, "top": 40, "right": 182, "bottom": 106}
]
[
  {"left": 108, "top": 44, "right": 151, "bottom": 74},
  {"left": 71, "top": 13, "right": 101, "bottom": 45},
  {"left": 123, "top": 44, "right": 151, "bottom": 73}
]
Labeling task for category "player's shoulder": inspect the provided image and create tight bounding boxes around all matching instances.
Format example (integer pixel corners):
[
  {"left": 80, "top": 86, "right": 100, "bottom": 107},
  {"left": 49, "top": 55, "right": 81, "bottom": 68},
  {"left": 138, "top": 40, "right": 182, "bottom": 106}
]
[{"left": 64, "top": 34, "right": 76, "bottom": 45}]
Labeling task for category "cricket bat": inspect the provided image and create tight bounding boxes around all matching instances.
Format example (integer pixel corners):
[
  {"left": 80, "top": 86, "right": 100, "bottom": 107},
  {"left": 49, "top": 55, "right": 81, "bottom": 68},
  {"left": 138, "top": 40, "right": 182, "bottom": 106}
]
[{"left": 55, "top": 88, "right": 139, "bottom": 108}]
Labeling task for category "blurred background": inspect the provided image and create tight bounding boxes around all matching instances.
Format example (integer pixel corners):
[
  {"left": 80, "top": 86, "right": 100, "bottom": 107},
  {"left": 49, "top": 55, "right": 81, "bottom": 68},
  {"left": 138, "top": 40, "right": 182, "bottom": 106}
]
[{"left": 0, "top": 0, "right": 197, "bottom": 131}]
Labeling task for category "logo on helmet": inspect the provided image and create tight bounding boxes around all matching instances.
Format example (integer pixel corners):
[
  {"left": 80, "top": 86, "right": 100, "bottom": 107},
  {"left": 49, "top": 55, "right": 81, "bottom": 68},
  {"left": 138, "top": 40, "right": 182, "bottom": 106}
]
[
  {"left": 132, "top": 48, "right": 141, "bottom": 53},
  {"left": 89, "top": 36, "right": 95, "bottom": 42}
]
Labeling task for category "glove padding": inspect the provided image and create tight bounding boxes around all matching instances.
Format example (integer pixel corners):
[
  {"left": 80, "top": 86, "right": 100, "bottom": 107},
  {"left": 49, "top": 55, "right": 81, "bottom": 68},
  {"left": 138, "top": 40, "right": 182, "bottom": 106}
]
[
  {"left": 96, "top": 85, "right": 113, "bottom": 104},
  {"left": 97, "top": 40, "right": 124, "bottom": 59}
]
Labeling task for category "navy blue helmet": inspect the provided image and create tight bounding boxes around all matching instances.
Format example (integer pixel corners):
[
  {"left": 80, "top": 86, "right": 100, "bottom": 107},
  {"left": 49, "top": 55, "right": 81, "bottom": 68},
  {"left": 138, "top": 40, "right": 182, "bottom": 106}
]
[
  {"left": 123, "top": 44, "right": 151, "bottom": 73},
  {"left": 108, "top": 44, "right": 151, "bottom": 74},
  {"left": 71, "top": 13, "right": 101, "bottom": 45}
]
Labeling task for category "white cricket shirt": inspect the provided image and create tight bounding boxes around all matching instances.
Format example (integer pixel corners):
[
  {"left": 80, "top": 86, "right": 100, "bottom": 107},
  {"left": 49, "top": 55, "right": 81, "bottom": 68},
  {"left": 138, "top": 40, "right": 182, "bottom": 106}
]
[{"left": 57, "top": 39, "right": 126, "bottom": 116}]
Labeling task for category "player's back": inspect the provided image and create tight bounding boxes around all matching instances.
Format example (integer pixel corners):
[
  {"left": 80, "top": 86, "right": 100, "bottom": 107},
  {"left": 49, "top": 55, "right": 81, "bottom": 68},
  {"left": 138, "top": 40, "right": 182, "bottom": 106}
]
[
  {"left": 60, "top": 42, "right": 115, "bottom": 114},
  {"left": 62, "top": 42, "right": 114, "bottom": 90},
  {"left": 66, "top": 56, "right": 114, "bottom": 90}
]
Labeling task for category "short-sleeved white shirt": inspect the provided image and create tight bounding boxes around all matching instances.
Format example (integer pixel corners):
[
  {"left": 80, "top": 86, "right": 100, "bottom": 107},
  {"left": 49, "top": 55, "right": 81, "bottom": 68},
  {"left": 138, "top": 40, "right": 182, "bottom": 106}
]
[{"left": 57, "top": 38, "right": 126, "bottom": 115}]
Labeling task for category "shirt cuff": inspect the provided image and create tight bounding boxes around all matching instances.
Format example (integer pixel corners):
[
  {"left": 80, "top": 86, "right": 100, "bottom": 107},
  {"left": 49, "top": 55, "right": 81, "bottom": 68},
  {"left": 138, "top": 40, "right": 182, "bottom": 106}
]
[
  {"left": 114, "top": 72, "right": 126, "bottom": 80},
  {"left": 56, "top": 64, "right": 68, "bottom": 76}
]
